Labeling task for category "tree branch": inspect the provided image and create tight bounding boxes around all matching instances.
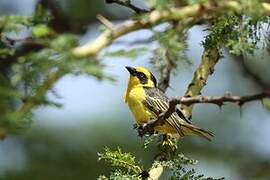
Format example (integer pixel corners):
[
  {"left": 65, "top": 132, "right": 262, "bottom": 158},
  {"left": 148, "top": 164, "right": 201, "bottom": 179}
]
[
  {"left": 157, "top": 21, "right": 186, "bottom": 93},
  {"left": 180, "top": 48, "right": 220, "bottom": 119},
  {"left": 157, "top": 56, "right": 173, "bottom": 93},
  {"left": 15, "top": 71, "right": 62, "bottom": 118},
  {"left": 170, "top": 91, "right": 270, "bottom": 110},
  {"left": 72, "top": 1, "right": 270, "bottom": 58},
  {"left": 96, "top": 14, "right": 115, "bottom": 31},
  {"left": 139, "top": 90, "right": 270, "bottom": 137},
  {"left": 105, "top": 0, "right": 150, "bottom": 14}
]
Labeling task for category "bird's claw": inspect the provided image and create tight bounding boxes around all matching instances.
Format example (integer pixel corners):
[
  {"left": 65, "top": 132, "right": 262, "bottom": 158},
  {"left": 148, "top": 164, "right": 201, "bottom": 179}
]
[{"left": 137, "top": 121, "right": 155, "bottom": 137}]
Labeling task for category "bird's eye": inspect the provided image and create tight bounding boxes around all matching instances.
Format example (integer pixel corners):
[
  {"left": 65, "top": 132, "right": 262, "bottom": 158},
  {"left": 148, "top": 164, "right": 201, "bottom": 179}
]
[
  {"left": 136, "top": 72, "right": 148, "bottom": 84},
  {"left": 137, "top": 72, "right": 146, "bottom": 79}
]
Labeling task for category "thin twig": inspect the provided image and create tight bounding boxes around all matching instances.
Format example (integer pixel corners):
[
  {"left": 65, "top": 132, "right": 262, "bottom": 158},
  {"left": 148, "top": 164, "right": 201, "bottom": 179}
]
[
  {"left": 157, "top": 50, "right": 175, "bottom": 92},
  {"left": 96, "top": 14, "right": 115, "bottom": 31},
  {"left": 3, "top": 36, "right": 45, "bottom": 48},
  {"left": 157, "top": 20, "right": 188, "bottom": 92},
  {"left": 105, "top": 0, "right": 150, "bottom": 14}
]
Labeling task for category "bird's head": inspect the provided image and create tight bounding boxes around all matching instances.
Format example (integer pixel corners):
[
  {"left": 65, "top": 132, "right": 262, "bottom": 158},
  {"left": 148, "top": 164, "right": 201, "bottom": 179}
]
[{"left": 125, "top": 66, "right": 157, "bottom": 88}]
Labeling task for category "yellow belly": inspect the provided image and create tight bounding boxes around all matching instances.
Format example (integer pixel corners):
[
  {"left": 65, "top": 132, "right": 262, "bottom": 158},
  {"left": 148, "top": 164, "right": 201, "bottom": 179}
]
[
  {"left": 126, "top": 87, "right": 152, "bottom": 123},
  {"left": 125, "top": 87, "right": 177, "bottom": 134}
]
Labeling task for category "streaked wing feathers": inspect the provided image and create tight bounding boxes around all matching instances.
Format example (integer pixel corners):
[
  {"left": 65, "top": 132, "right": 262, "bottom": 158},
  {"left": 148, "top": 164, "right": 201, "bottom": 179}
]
[{"left": 143, "top": 88, "right": 190, "bottom": 136}]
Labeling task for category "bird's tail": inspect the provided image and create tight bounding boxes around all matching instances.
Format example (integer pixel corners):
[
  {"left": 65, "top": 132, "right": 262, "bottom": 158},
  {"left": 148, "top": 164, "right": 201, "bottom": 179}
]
[{"left": 181, "top": 124, "right": 214, "bottom": 141}]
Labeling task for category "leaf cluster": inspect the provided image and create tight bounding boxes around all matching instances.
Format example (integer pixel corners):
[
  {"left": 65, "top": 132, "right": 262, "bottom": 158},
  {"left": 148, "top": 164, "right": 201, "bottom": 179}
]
[
  {"left": 98, "top": 147, "right": 143, "bottom": 179},
  {"left": 104, "top": 47, "right": 148, "bottom": 60},
  {"left": 0, "top": 7, "right": 110, "bottom": 134},
  {"left": 204, "top": 10, "right": 267, "bottom": 55},
  {"left": 98, "top": 147, "right": 221, "bottom": 180}
]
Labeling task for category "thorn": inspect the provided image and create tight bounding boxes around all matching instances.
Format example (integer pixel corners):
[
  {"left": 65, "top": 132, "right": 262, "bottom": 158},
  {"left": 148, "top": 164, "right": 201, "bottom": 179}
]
[
  {"left": 239, "top": 101, "right": 244, "bottom": 106},
  {"left": 239, "top": 104, "right": 243, "bottom": 118},
  {"left": 217, "top": 102, "right": 223, "bottom": 110},
  {"left": 209, "top": 67, "right": 214, "bottom": 74}
]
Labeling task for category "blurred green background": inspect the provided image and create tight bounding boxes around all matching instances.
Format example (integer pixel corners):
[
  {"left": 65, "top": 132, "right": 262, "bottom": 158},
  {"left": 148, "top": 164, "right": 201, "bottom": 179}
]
[{"left": 1, "top": 0, "right": 270, "bottom": 179}]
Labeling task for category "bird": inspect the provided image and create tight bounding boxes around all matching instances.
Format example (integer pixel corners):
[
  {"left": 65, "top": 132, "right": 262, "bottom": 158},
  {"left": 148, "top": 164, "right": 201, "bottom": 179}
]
[{"left": 124, "top": 66, "right": 213, "bottom": 140}]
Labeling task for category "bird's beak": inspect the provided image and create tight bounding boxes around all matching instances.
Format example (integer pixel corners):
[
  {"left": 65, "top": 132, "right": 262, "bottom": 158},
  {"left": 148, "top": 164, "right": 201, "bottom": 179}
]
[{"left": 125, "top": 66, "right": 136, "bottom": 76}]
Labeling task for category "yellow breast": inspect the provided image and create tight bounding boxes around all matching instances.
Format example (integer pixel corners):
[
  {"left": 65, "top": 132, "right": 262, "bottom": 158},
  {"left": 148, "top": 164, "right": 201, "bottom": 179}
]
[
  {"left": 124, "top": 86, "right": 178, "bottom": 134},
  {"left": 124, "top": 87, "right": 154, "bottom": 124}
]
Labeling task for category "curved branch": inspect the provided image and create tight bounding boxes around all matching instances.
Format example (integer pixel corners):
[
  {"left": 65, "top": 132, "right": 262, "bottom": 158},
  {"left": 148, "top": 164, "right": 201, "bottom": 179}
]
[
  {"left": 72, "top": 1, "right": 270, "bottom": 58},
  {"left": 72, "top": 3, "right": 202, "bottom": 57}
]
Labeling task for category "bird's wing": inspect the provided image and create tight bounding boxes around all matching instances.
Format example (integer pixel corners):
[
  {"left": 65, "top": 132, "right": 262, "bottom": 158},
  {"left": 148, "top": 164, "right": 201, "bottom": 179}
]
[{"left": 143, "top": 88, "right": 190, "bottom": 136}]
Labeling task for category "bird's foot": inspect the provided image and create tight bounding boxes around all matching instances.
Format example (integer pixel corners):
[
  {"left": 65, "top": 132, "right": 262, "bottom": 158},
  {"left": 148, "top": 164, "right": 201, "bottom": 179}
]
[
  {"left": 136, "top": 120, "right": 156, "bottom": 137},
  {"left": 135, "top": 113, "right": 167, "bottom": 137}
]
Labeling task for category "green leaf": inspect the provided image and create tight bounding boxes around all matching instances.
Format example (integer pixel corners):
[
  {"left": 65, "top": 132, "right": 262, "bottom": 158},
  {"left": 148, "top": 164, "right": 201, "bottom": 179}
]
[
  {"left": 104, "top": 47, "right": 147, "bottom": 59},
  {"left": 32, "top": 24, "right": 51, "bottom": 38},
  {"left": 50, "top": 34, "right": 78, "bottom": 51}
]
